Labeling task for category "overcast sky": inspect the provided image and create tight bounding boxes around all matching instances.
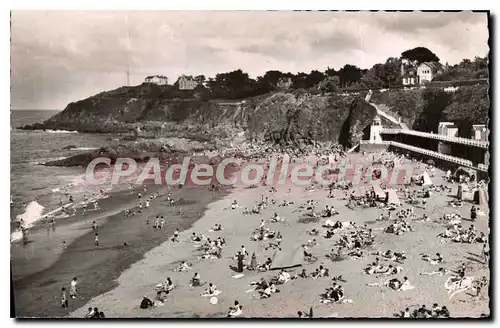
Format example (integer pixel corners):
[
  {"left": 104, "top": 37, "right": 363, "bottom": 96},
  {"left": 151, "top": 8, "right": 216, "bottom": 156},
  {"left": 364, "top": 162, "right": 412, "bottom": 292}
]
[{"left": 11, "top": 11, "right": 489, "bottom": 110}]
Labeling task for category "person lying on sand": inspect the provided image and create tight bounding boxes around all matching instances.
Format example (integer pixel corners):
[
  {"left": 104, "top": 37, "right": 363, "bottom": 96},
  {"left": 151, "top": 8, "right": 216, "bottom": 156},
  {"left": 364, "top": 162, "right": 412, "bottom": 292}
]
[
  {"left": 381, "top": 265, "right": 403, "bottom": 276},
  {"left": 191, "top": 232, "right": 203, "bottom": 242},
  {"left": 155, "top": 289, "right": 169, "bottom": 303},
  {"left": 310, "top": 266, "right": 329, "bottom": 279},
  {"left": 251, "top": 229, "right": 276, "bottom": 242},
  {"left": 320, "top": 283, "right": 345, "bottom": 303},
  {"left": 177, "top": 261, "right": 191, "bottom": 272},
  {"left": 279, "top": 200, "right": 294, "bottom": 207},
  {"left": 421, "top": 253, "right": 443, "bottom": 265},
  {"left": 260, "top": 282, "right": 279, "bottom": 299},
  {"left": 202, "top": 283, "right": 220, "bottom": 297},
  {"left": 211, "top": 223, "right": 222, "bottom": 231},
  {"left": 199, "top": 247, "right": 220, "bottom": 260},
  {"left": 250, "top": 277, "right": 269, "bottom": 290},
  {"left": 331, "top": 275, "right": 346, "bottom": 283},
  {"left": 258, "top": 258, "right": 273, "bottom": 272},
  {"left": 387, "top": 277, "right": 415, "bottom": 291},
  {"left": 270, "top": 212, "right": 285, "bottom": 223},
  {"left": 277, "top": 269, "right": 291, "bottom": 284},
  {"left": 297, "top": 310, "right": 312, "bottom": 318},
  {"left": 227, "top": 301, "right": 243, "bottom": 317},
  {"left": 348, "top": 247, "right": 363, "bottom": 258},
  {"left": 420, "top": 267, "right": 449, "bottom": 276},
  {"left": 307, "top": 229, "right": 319, "bottom": 236},
  {"left": 305, "top": 239, "right": 318, "bottom": 248},
  {"left": 477, "top": 232, "right": 487, "bottom": 244},
  {"left": 302, "top": 246, "right": 318, "bottom": 263},
  {"left": 293, "top": 268, "right": 308, "bottom": 279}
]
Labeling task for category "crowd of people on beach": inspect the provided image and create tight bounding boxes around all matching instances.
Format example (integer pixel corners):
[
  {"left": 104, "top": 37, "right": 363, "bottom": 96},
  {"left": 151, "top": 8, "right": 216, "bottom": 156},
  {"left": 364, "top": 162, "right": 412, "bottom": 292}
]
[
  {"left": 130, "top": 149, "right": 488, "bottom": 318},
  {"left": 25, "top": 145, "right": 487, "bottom": 318}
]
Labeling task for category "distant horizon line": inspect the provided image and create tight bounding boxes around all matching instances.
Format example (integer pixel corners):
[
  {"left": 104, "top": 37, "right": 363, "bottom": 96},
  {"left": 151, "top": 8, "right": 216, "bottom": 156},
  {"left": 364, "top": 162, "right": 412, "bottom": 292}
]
[{"left": 11, "top": 108, "right": 62, "bottom": 111}]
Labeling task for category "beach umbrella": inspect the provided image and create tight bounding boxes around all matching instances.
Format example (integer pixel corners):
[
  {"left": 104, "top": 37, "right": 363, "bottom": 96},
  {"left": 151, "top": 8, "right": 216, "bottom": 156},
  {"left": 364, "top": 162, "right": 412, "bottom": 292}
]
[{"left": 210, "top": 297, "right": 218, "bottom": 305}]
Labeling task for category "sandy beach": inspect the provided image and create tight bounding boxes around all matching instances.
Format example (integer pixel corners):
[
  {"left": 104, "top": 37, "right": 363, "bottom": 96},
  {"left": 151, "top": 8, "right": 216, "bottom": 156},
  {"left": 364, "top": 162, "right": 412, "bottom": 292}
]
[
  {"left": 60, "top": 153, "right": 490, "bottom": 319},
  {"left": 11, "top": 179, "right": 229, "bottom": 318}
]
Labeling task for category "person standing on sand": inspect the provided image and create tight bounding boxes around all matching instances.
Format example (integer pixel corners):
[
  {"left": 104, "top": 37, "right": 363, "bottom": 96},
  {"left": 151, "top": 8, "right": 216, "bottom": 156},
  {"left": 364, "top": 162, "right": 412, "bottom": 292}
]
[
  {"left": 61, "top": 287, "right": 68, "bottom": 309},
  {"left": 249, "top": 252, "right": 257, "bottom": 270},
  {"left": 70, "top": 277, "right": 78, "bottom": 299},
  {"left": 50, "top": 218, "right": 56, "bottom": 232},
  {"left": 172, "top": 229, "right": 179, "bottom": 242},
  {"left": 236, "top": 251, "right": 244, "bottom": 273},
  {"left": 92, "top": 221, "right": 97, "bottom": 231},
  {"left": 94, "top": 233, "right": 99, "bottom": 247},
  {"left": 470, "top": 206, "right": 477, "bottom": 222},
  {"left": 62, "top": 241, "right": 67, "bottom": 250}
]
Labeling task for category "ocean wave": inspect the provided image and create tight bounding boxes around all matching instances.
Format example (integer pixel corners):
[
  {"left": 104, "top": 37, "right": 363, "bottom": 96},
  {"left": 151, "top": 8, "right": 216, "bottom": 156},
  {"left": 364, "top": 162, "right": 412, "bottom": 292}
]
[
  {"left": 11, "top": 200, "right": 45, "bottom": 242},
  {"left": 70, "top": 147, "right": 98, "bottom": 151},
  {"left": 30, "top": 156, "right": 69, "bottom": 165},
  {"left": 45, "top": 129, "right": 78, "bottom": 134}
]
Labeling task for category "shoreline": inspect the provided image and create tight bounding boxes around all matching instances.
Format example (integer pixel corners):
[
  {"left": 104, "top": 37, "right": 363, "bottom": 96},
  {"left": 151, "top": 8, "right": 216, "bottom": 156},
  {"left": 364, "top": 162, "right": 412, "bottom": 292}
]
[
  {"left": 11, "top": 188, "right": 139, "bottom": 280},
  {"left": 12, "top": 179, "right": 230, "bottom": 317}
]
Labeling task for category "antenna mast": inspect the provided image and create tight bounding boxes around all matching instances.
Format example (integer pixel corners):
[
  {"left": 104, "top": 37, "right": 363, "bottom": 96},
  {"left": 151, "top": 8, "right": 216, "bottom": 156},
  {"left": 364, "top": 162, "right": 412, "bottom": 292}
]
[{"left": 126, "top": 12, "right": 131, "bottom": 86}]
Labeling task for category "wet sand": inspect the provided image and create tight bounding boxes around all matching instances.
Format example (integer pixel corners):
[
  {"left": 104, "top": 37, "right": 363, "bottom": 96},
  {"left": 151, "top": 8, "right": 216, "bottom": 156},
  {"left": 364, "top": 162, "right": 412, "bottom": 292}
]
[{"left": 12, "top": 184, "right": 228, "bottom": 318}]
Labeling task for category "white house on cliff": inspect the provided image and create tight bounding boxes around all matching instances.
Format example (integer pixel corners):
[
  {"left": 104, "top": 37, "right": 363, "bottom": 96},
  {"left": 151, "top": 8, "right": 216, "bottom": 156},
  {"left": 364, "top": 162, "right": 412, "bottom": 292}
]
[
  {"left": 145, "top": 75, "right": 168, "bottom": 85},
  {"left": 401, "top": 59, "right": 444, "bottom": 85}
]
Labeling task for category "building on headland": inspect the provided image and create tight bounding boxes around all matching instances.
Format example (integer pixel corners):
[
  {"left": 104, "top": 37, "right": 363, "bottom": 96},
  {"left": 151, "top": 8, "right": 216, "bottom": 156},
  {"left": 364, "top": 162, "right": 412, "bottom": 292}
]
[
  {"left": 277, "top": 77, "right": 293, "bottom": 90},
  {"left": 401, "top": 58, "right": 419, "bottom": 85},
  {"left": 178, "top": 75, "right": 198, "bottom": 90},
  {"left": 401, "top": 59, "right": 444, "bottom": 85},
  {"left": 144, "top": 75, "right": 168, "bottom": 85},
  {"left": 417, "top": 62, "right": 444, "bottom": 84}
]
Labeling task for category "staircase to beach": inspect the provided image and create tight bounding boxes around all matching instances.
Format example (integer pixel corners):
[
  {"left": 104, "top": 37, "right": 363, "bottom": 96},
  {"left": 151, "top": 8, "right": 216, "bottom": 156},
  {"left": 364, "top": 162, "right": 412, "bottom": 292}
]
[{"left": 368, "top": 102, "right": 409, "bottom": 130}]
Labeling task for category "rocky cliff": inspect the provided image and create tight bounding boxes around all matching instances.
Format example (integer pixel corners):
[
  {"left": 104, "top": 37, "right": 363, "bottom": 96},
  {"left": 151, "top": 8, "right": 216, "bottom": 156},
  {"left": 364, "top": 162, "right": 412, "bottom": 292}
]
[{"left": 22, "top": 84, "right": 377, "bottom": 156}]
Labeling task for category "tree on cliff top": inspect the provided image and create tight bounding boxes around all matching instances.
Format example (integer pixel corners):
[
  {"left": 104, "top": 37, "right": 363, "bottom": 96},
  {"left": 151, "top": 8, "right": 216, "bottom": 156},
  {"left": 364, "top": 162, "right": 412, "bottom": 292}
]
[
  {"left": 401, "top": 47, "right": 440, "bottom": 64},
  {"left": 338, "top": 64, "right": 363, "bottom": 88},
  {"left": 318, "top": 76, "right": 340, "bottom": 93}
]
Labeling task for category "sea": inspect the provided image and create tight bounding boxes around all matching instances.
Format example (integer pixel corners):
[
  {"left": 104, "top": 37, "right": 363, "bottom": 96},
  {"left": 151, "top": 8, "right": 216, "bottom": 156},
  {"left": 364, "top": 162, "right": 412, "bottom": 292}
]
[{"left": 10, "top": 110, "right": 121, "bottom": 240}]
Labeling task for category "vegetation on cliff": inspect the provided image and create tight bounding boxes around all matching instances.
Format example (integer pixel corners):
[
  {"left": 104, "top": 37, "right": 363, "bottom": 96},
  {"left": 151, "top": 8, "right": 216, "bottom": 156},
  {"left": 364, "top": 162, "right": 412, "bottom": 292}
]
[
  {"left": 20, "top": 46, "right": 489, "bottom": 166},
  {"left": 370, "top": 84, "right": 489, "bottom": 137}
]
